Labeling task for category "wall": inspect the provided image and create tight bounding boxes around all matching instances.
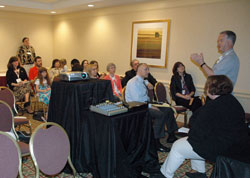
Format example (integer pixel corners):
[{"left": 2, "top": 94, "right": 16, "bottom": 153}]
[
  {"left": 0, "top": 11, "right": 53, "bottom": 72},
  {"left": 53, "top": 0, "right": 250, "bottom": 112},
  {"left": 0, "top": 0, "right": 249, "bottom": 112}
]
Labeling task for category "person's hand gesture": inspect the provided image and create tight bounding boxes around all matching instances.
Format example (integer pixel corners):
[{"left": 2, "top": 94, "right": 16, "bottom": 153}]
[{"left": 191, "top": 53, "right": 204, "bottom": 65}]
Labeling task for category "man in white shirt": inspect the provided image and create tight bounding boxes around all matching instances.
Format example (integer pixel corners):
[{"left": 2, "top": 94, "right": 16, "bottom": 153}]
[{"left": 126, "top": 63, "right": 178, "bottom": 152}]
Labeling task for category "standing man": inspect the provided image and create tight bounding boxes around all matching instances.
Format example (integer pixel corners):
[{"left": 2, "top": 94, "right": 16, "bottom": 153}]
[
  {"left": 126, "top": 63, "right": 178, "bottom": 152},
  {"left": 17, "top": 37, "right": 36, "bottom": 76},
  {"left": 122, "top": 59, "right": 157, "bottom": 88},
  {"left": 29, "top": 56, "right": 42, "bottom": 81},
  {"left": 191, "top": 31, "right": 239, "bottom": 86}
]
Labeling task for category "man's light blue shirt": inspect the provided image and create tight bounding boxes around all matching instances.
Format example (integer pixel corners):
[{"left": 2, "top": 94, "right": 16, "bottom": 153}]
[
  {"left": 125, "top": 75, "right": 149, "bottom": 102},
  {"left": 212, "top": 49, "right": 239, "bottom": 86}
]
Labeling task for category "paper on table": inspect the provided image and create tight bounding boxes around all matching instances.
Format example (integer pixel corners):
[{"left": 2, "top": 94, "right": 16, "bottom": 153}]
[{"left": 178, "top": 127, "right": 190, "bottom": 133}]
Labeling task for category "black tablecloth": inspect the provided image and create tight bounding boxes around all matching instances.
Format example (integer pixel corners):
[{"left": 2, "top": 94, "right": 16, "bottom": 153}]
[{"left": 48, "top": 79, "right": 160, "bottom": 178}]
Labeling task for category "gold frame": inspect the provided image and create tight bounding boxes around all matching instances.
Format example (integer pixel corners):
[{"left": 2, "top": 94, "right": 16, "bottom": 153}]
[{"left": 130, "top": 19, "right": 171, "bottom": 68}]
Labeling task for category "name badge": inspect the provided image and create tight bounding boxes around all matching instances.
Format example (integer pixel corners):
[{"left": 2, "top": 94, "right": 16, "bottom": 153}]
[
  {"left": 27, "top": 52, "right": 31, "bottom": 55},
  {"left": 182, "top": 90, "right": 185, "bottom": 95},
  {"left": 16, "top": 78, "right": 21, "bottom": 83}
]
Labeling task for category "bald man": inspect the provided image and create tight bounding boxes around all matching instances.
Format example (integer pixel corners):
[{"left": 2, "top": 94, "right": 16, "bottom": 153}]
[{"left": 126, "top": 63, "right": 178, "bottom": 152}]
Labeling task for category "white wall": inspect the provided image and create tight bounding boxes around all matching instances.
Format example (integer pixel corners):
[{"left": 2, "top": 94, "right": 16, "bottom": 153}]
[{"left": 0, "top": 11, "right": 53, "bottom": 72}]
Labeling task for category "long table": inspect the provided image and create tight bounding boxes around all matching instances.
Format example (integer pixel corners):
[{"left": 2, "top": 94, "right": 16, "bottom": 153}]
[{"left": 48, "top": 79, "right": 160, "bottom": 178}]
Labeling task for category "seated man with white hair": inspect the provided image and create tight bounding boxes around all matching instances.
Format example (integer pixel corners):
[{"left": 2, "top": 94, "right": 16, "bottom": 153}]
[{"left": 126, "top": 63, "right": 178, "bottom": 152}]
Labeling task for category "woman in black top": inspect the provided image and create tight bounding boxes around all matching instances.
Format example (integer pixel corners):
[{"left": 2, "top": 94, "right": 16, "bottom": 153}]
[
  {"left": 6, "top": 56, "right": 33, "bottom": 113},
  {"left": 170, "top": 62, "right": 201, "bottom": 112},
  {"left": 160, "top": 75, "right": 249, "bottom": 178}
]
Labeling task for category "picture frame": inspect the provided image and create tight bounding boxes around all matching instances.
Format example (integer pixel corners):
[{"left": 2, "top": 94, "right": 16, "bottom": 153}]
[{"left": 130, "top": 20, "right": 171, "bottom": 68}]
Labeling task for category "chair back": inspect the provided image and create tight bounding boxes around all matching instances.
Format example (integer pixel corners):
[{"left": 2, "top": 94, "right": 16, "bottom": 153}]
[
  {"left": 29, "top": 122, "right": 76, "bottom": 178},
  {"left": 148, "top": 88, "right": 154, "bottom": 102},
  {"left": 0, "top": 100, "right": 14, "bottom": 132},
  {"left": 122, "top": 86, "right": 126, "bottom": 102},
  {"left": 154, "top": 82, "right": 168, "bottom": 103},
  {"left": 0, "top": 131, "right": 23, "bottom": 178},
  {"left": 0, "top": 86, "right": 15, "bottom": 109}
]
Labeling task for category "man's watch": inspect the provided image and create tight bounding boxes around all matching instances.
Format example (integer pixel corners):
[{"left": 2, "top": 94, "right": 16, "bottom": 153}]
[{"left": 200, "top": 62, "right": 206, "bottom": 67}]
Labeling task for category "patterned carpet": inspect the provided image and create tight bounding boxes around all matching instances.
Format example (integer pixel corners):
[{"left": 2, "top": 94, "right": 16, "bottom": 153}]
[{"left": 18, "top": 104, "right": 213, "bottom": 178}]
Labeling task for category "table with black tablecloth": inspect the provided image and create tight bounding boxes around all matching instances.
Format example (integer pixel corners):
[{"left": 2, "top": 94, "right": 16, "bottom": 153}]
[{"left": 48, "top": 79, "right": 160, "bottom": 178}]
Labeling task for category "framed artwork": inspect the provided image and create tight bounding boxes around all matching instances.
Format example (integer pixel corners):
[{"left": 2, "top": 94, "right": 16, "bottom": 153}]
[{"left": 130, "top": 20, "right": 171, "bottom": 68}]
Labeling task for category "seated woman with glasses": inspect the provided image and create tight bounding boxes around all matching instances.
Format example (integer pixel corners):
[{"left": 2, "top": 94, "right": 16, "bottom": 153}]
[{"left": 104, "top": 63, "right": 122, "bottom": 100}]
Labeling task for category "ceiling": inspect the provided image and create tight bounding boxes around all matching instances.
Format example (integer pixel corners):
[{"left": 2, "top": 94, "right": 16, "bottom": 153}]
[{"left": 0, "top": 0, "right": 157, "bottom": 15}]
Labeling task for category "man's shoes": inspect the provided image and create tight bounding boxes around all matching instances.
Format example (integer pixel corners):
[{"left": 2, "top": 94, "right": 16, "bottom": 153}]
[
  {"left": 166, "top": 135, "right": 177, "bottom": 143},
  {"left": 186, "top": 172, "right": 208, "bottom": 178},
  {"left": 157, "top": 143, "right": 170, "bottom": 152},
  {"left": 150, "top": 172, "right": 166, "bottom": 178}
]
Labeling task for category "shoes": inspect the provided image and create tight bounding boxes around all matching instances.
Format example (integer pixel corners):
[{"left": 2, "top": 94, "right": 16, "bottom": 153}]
[
  {"left": 25, "top": 105, "right": 34, "bottom": 114},
  {"left": 157, "top": 143, "right": 170, "bottom": 152},
  {"left": 186, "top": 172, "right": 208, "bottom": 178},
  {"left": 166, "top": 134, "right": 177, "bottom": 143},
  {"left": 150, "top": 172, "right": 166, "bottom": 178}
]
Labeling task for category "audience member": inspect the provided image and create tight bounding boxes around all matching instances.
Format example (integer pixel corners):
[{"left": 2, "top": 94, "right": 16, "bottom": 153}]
[
  {"left": 17, "top": 37, "right": 36, "bottom": 76},
  {"left": 170, "top": 62, "right": 202, "bottom": 113},
  {"left": 81, "top": 59, "right": 89, "bottom": 72},
  {"left": 104, "top": 63, "right": 122, "bottom": 99},
  {"left": 49, "top": 59, "right": 61, "bottom": 81},
  {"left": 90, "top": 60, "right": 106, "bottom": 78},
  {"left": 87, "top": 64, "right": 98, "bottom": 79},
  {"left": 60, "top": 59, "right": 68, "bottom": 72},
  {"left": 160, "top": 75, "right": 249, "bottom": 178},
  {"left": 71, "top": 58, "right": 80, "bottom": 69},
  {"left": 35, "top": 67, "right": 51, "bottom": 106},
  {"left": 191, "top": 31, "right": 239, "bottom": 86},
  {"left": 126, "top": 63, "right": 178, "bottom": 152},
  {"left": 72, "top": 63, "right": 83, "bottom": 72},
  {"left": 122, "top": 59, "right": 157, "bottom": 88},
  {"left": 6, "top": 56, "right": 33, "bottom": 113},
  {"left": 29, "top": 56, "right": 42, "bottom": 81}
]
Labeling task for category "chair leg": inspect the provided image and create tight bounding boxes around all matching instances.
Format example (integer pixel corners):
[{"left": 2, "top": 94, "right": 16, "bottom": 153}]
[{"left": 184, "top": 112, "right": 188, "bottom": 127}]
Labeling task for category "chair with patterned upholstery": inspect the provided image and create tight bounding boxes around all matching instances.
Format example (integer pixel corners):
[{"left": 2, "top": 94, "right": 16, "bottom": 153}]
[
  {"left": 148, "top": 88, "right": 154, "bottom": 102},
  {"left": 0, "top": 86, "right": 32, "bottom": 134},
  {"left": 29, "top": 122, "right": 77, "bottom": 178},
  {"left": 154, "top": 82, "right": 189, "bottom": 126},
  {"left": 0, "top": 131, "right": 24, "bottom": 178},
  {"left": 0, "top": 100, "right": 30, "bottom": 157}
]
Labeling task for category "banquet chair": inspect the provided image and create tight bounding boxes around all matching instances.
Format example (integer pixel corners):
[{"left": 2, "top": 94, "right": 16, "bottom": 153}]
[
  {"left": 0, "top": 86, "right": 32, "bottom": 134},
  {"left": 29, "top": 122, "right": 76, "bottom": 178},
  {"left": 0, "top": 131, "right": 24, "bottom": 178},
  {"left": 122, "top": 86, "right": 126, "bottom": 102},
  {"left": 154, "top": 82, "right": 188, "bottom": 127},
  {"left": 148, "top": 88, "right": 154, "bottom": 102},
  {"left": 0, "top": 100, "right": 30, "bottom": 157}
]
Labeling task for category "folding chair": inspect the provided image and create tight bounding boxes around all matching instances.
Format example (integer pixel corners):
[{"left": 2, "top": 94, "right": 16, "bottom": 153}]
[
  {"left": 0, "top": 86, "right": 32, "bottom": 134},
  {"left": 29, "top": 122, "right": 77, "bottom": 178},
  {"left": 0, "top": 100, "right": 30, "bottom": 157},
  {"left": 154, "top": 82, "right": 189, "bottom": 127},
  {"left": 0, "top": 131, "right": 24, "bottom": 178}
]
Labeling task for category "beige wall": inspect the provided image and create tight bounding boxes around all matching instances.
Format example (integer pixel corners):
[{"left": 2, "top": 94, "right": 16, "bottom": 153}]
[
  {"left": 0, "top": 0, "right": 250, "bottom": 112},
  {"left": 0, "top": 11, "right": 53, "bottom": 72},
  {"left": 52, "top": 0, "right": 250, "bottom": 111}
]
